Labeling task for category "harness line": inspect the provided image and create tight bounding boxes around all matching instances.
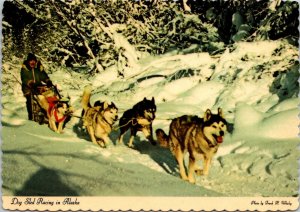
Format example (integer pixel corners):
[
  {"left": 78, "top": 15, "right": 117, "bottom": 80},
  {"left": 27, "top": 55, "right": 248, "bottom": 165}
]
[{"left": 112, "top": 118, "right": 137, "bottom": 131}]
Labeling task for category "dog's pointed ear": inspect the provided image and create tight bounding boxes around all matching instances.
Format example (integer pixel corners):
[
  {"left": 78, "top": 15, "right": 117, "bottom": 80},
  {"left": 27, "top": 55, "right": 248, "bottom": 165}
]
[
  {"left": 152, "top": 97, "right": 155, "bottom": 103},
  {"left": 218, "top": 108, "right": 224, "bottom": 118},
  {"left": 143, "top": 97, "right": 147, "bottom": 102},
  {"left": 94, "top": 100, "right": 102, "bottom": 107},
  {"left": 111, "top": 102, "right": 117, "bottom": 109},
  {"left": 204, "top": 109, "right": 212, "bottom": 121},
  {"left": 103, "top": 101, "right": 109, "bottom": 110}
]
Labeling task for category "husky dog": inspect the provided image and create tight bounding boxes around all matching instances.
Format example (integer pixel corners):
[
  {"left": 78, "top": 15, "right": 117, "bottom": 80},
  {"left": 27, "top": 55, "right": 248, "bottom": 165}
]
[
  {"left": 81, "top": 86, "right": 118, "bottom": 148},
  {"left": 156, "top": 108, "right": 227, "bottom": 184},
  {"left": 36, "top": 94, "right": 71, "bottom": 133},
  {"left": 118, "top": 97, "right": 156, "bottom": 147},
  {"left": 48, "top": 101, "right": 70, "bottom": 133}
]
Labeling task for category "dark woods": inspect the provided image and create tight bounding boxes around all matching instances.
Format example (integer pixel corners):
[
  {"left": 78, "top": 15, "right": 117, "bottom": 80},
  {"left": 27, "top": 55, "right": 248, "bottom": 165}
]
[{"left": 2, "top": 0, "right": 299, "bottom": 74}]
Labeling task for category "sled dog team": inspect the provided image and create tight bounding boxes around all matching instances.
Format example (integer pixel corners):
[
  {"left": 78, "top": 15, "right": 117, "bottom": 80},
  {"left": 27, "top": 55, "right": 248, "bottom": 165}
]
[{"left": 38, "top": 85, "right": 228, "bottom": 184}]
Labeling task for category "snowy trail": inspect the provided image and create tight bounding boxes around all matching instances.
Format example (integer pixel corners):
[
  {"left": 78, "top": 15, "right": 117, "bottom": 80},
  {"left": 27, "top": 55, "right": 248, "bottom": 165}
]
[
  {"left": 2, "top": 112, "right": 220, "bottom": 196},
  {"left": 2, "top": 91, "right": 298, "bottom": 197}
]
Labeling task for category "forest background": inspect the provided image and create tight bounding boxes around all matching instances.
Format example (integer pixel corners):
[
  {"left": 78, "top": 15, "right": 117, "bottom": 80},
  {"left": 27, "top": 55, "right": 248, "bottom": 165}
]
[{"left": 2, "top": 0, "right": 299, "bottom": 76}]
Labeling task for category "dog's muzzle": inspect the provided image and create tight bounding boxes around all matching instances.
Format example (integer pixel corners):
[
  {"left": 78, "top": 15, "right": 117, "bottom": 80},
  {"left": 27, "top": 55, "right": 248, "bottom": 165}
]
[
  {"left": 149, "top": 113, "right": 155, "bottom": 121},
  {"left": 113, "top": 115, "right": 118, "bottom": 122},
  {"left": 214, "top": 131, "right": 224, "bottom": 143},
  {"left": 213, "top": 131, "right": 225, "bottom": 144}
]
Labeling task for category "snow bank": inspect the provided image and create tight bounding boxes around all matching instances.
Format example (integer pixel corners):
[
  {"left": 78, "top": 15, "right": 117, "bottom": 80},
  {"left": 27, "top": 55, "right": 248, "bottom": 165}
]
[
  {"left": 259, "top": 108, "right": 299, "bottom": 139},
  {"left": 233, "top": 103, "right": 299, "bottom": 139},
  {"left": 268, "top": 97, "right": 299, "bottom": 114},
  {"left": 92, "top": 65, "right": 119, "bottom": 87},
  {"left": 155, "top": 77, "right": 199, "bottom": 102},
  {"left": 234, "top": 103, "right": 265, "bottom": 128},
  {"left": 176, "top": 81, "right": 224, "bottom": 109},
  {"left": 211, "top": 40, "right": 298, "bottom": 117}
]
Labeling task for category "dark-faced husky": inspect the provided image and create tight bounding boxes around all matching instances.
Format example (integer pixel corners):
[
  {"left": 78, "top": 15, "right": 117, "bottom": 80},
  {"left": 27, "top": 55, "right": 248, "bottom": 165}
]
[
  {"left": 81, "top": 86, "right": 118, "bottom": 148},
  {"left": 156, "top": 108, "right": 227, "bottom": 184},
  {"left": 36, "top": 94, "right": 72, "bottom": 133},
  {"left": 118, "top": 97, "right": 157, "bottom": 148}
]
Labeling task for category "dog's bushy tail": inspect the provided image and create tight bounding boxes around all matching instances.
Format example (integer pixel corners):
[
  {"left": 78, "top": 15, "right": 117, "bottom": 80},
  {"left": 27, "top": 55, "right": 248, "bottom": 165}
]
[
  {"left": 155, "top": 129, "right": 169, "bottom": 148},
  {"left": 81, "top": 85, "right": 92, "bottom": 111}
]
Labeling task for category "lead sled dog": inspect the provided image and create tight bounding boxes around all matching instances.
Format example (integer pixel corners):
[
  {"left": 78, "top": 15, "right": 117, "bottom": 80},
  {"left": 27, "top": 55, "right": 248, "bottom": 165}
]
[
  {"left": 81, "top": 86, "right": 118, "bottom": 148},
  {"left": 156, "top": 108, "right": 227, "bottom": 184}
]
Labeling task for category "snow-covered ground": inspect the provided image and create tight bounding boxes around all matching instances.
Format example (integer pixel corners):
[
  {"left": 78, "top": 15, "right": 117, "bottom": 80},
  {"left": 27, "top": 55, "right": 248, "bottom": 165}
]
[{"left": 2, "top": 40, "right": 299, "bottom": 197}]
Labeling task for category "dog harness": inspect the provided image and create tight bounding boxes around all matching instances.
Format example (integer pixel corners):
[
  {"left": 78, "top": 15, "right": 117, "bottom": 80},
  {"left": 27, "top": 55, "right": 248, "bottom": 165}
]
[
  {"left": 46, "top": 96, "right": 59, "bottom": 116},
  {"left": 54, "top": 109, "right": 66, "bottom": 123},
  {"left": 204, "top": 136, "right": 215, "bottom": 148},
  {"left": 94, "top": 110, "right": 111, "bottom": 127},
  {"left": 46, "top": 96, "right": 66, "bottom": 123}
]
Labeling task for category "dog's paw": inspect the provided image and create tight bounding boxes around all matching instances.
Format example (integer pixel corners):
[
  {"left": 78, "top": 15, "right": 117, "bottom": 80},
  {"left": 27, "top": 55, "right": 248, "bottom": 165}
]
[
  {"left": 181, "top": 176, "right": 189, "bottom": 181},
  {"left": 128, "top": 143, "right": 135, "bottom": 149},
  {"left": 188, "top": 177, "right": 196, "bottom": 184},
  {"left": 92, "top": 140, "right": 99, "bottom": 145},
  {"left": 98, "top": 141, "right": 106, "bottom": 148},
  {"left": 104, "top": 142, "right": 112, "bottom": 149},
  {"left": 118, "top": 139, "right": 124, "bottom": 145}
]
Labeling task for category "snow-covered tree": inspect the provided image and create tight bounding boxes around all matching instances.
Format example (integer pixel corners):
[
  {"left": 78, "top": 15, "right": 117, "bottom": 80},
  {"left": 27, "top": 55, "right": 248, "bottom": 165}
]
[{"left": 3, "top": 0, "right": 298, "bottom": 75}]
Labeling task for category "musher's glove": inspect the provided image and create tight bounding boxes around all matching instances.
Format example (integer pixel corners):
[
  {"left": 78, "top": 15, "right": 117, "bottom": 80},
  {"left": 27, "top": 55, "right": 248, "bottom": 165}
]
[
  {"left": 27, "top": 80, "right": 35, "bottom": 88},
  {"left": 33, "top": 82, "right": 43, "bottom": 89}
]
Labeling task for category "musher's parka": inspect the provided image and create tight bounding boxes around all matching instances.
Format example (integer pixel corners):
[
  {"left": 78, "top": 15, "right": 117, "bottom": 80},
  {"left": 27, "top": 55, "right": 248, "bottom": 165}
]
[{"left": 20, "top": 53, "right": 52, "bottom": 120}]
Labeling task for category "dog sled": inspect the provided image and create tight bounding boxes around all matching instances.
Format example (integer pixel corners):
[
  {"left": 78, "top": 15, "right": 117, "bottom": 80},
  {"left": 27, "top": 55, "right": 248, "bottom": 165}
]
[{"left": 31, "top": 85, "right": 62, "bottom": 125}]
